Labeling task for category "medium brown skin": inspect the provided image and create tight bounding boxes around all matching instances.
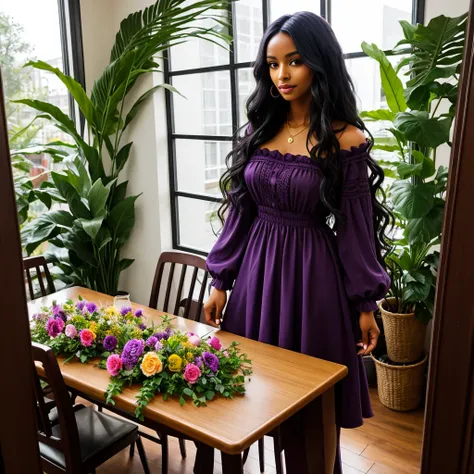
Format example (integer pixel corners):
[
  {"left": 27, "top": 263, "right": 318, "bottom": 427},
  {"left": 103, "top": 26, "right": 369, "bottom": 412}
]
[{"left": 204, "top": 32, "right": 380, "bottom": 357}]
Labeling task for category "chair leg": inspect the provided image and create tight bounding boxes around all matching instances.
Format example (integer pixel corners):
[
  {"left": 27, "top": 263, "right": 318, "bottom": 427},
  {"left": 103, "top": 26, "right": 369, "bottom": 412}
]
[
  {"left": 273, "top": 434, "right": 284, "bottom": 474},
  {"left": 97, "top": 405, "right": 103, "bottom": 413},
  {"left": 258, "top": 438, "right": 265, "bottom": 473},
  {"left": 136, "top": 436, "right": 150, "bottom": 474},
  {"left": 130, "top": 441, "right": 135, "bottom": 458},
  {"left": 178, "top": 437, "right": 187, "bottom": 458},
  {"left": 159, "top": 431, "right": 169, "bottom": 474},
  {"left": 242, "top": 447, "right": 250, "bottom": 465}
]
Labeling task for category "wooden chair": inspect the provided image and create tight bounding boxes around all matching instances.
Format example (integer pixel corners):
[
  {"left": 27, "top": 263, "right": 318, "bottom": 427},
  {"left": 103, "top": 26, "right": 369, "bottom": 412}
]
[
  {"left": 243, "top": 429, "right": 283, "bottom": 474},
  {"left": 24, "top": 255, "right": 55, "bottom": 300},
  {"left": 149, "top": 251, "right": 209, "bottom": 322},
  {"left": 32, "top": 342, "right": 150, "bottom": 474}
]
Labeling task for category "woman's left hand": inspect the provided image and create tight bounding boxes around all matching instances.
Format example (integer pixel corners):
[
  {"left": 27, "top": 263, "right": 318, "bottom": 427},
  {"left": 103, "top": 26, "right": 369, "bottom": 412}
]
[{"left": 357, "top": 311, "right": 380, "bottom": 356}]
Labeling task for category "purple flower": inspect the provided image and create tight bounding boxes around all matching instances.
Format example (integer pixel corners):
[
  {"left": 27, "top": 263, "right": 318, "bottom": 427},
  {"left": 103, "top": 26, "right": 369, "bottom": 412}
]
[
  {"left": 75, "top": 300, "right": 86, "bottom": 311},
  {"left": 65, "top": 324, "right": 77, "bottom": 338},
  {"left": 103, "top": 335, "right": 118, "bottom": 352},
  {"left": 85, "top": 302, "right": 98, "bottom": 314},
  {"left": 120, "top": 306, "right": 132, "bottom": 316},
  {"left": 121, "top": 339, "right": 145, "bottom": 370},
  {"left": 52, "top": 305, "right": 67, "bottom": 321},
  {"left": 138, "top": 323, "right": 146, "bottom": 331},
  {"left": 194, "top": 356, "right": 203, "bottom": 368},
  {"left": 134, "top": 309, "right": 143, "bottom": 317},
  {"left": 165, "top": 326, "right": 174, "bottom": 337},
  {"left": 46, "top": 318, "right": 62, "bottom": 338},
  {"left": 155, "top": 341, "right": 163, "bottom": 351},
  {"left": 146, "top": 336, "right": 158, "bottom": 348},
  {"left": 154, "top": 331, "right": 169, "bottom": 341},
  {"left": 202, "top": 351, "right": 219, "bottom": 372}
]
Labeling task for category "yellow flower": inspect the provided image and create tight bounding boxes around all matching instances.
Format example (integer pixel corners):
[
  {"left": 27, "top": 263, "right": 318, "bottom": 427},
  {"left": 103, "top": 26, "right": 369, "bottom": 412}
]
[
  {"left": 105, "top": 306, "right": 118, "bottom": 316},
  {"left": 89, "top": 322, "right": 97, "bottom": 332},
  {"left": 168, "top": 354, "right": 183, "bottom": 372},
  {"left": 140, "top": 352, "right": 163, "bottom": 377},
  {"left": 186, "top": 352, "right": 194, "bottom": 362}
]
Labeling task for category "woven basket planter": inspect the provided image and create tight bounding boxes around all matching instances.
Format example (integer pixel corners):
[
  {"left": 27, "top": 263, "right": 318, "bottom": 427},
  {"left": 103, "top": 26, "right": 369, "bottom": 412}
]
[
  {"left": 378, "top": 297, "right": 427, "bottom": 363},
  {"left": 372, "top": 353, "right": 427, "bottom": 411}
]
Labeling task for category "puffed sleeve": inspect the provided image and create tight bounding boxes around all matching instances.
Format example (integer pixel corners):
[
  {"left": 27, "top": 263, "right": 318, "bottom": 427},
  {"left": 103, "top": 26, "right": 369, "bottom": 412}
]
[
  {"left": 206, "top": 193, "right": 257, "bottom": 290},
  {"left": 335, "top": 148, "right": 391, "bottom": 312}
]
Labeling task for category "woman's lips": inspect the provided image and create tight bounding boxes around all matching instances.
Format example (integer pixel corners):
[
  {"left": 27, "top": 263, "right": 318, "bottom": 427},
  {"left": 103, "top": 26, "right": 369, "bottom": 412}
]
[{"left": 278, "top": 85, "right": 296, "bottom": 94}]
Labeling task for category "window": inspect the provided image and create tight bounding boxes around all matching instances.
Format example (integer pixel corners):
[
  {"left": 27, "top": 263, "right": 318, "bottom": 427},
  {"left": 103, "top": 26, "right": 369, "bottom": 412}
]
[{"left": 166, "top": 0, "right": 423, "bottom": 255}]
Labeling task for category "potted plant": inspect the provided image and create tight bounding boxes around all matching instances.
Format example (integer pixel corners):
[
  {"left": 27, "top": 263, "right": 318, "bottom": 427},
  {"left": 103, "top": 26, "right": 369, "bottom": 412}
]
[
  {"left": 361, "top": 12, "right": 467, "bottom": 410},
  {"left": 13, "top": 0, "right": 232, "bottom": 295}
]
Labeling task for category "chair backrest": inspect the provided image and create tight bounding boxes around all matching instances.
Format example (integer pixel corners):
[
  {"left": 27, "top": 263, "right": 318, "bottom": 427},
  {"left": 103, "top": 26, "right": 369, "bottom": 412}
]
[
  {"left": 31, "top": 342, "right": 81, "bottom": 472},
  {"left": 24, "top": 256, "right": 55, "bottom": 300},
  {"left": 149, "top": 251, "right": 209, "bottom": 321}
]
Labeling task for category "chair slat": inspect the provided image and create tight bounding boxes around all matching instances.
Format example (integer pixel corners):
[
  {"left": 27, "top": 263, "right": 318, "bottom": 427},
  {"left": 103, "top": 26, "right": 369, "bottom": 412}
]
[
  {"left": 163, "top": 262, "right": 175, "bottom": 312},
  {"left": 36, "top": 265, "right": 46, "bottom": 295},
  {"left": 26, "top": 267, "right": 35, "bottom": 300},
  {"left": 173, "top": 265, "right": 187, "bottom": 315}
]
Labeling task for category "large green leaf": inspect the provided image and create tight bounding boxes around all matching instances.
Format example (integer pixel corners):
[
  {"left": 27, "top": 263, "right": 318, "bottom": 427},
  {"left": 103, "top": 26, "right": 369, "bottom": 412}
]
[
  {"left": 411, "top": 150, "right": 436, "bottom": 179},
  {"left": 88, "top": 179, "right": 112, "bottom": 217},
  {"left": 394, "top": 111, "right": 452, "bottom": 148},
  {"left": 114, "top": 142, "right": 133, "bottom": 174},
  {"left": 77, "top": 213, "right": 106, "bottom": 240},
  {"left": 394, "top": 14, "right": 467, "bottom": 105},
  {"left": 403, "top": 268, "right": 433, "bottom": 303},
  {"left": 52, "top": 172, "right": 91, "bottom": 219},
  {"left": 433, "top": 165, "right": 449, "bottom": 193},
  {"left": 12, "top": 99, "right": 81, "bottom": 142},
  {"left": 108, "top": 194, "right": 140, "bottom": 241},
  {"left": 361, "top": 42, "right": 407, "bottom": 113},
  {"left": 391, "top": 181, "right": 435, "bottom": 219},
  {"left": 396, "top": 161, "right": 423, "bottom": 179},
  {"left": 360, "top": 109, "right": 396, "bottom": 122},
  {"left": 123, "top": 83, "right": 182, "bottom": 130},
  {"left": 406, "top": 203, "right": 444, "bottom": 244},
  {"left": 25, "top": 60, "right": 96, "bottom": 126}
]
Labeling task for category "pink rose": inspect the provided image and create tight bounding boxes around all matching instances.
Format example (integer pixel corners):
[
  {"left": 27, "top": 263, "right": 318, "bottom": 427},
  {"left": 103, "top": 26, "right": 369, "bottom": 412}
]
[
  {"left": 208, "top": 336, "right": 222, "bottom": 351},
  {"left": 79, "top": 329, "right": 96, "bottom": 347},
  {"left": 223, "top": 351, "right": 229, "bottom": 358},
  {"left": 188, "top": 335, "right": 202, "bottom": 346},
  {"left": 183, "top": 363, "right": 201, "bottom": 384},
  {"left": 56, "top": 317, "right": 65, "bottom": 333},
  {"left": 65, "top": 324, "right": 77, "bottom": 338},
  {"left": 106, "top": 354, "right": 123, "bottom": 377}
]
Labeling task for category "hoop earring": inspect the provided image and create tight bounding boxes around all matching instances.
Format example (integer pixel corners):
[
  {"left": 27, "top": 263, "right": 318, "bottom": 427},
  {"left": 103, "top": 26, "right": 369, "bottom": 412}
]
[{"left": 270, "top": 84, "right": 280, "bottom": 98}]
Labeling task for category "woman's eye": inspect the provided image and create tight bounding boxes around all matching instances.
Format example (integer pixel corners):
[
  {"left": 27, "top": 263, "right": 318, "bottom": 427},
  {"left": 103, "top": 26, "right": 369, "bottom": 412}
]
[
  {"left": 268, "top": 62, "right": 277, "bottom": 69},
  {"left": 290, "top": 59, "right": 302, "bottom": 65}
]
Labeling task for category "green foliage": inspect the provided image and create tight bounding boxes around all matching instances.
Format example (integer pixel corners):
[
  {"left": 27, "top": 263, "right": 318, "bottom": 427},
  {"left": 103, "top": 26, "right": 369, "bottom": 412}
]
[
  {"left": 14, "top": 0, "right": 232, "bottom": 294},
  {"left": 362, "top": 13, "right": 467, "bottom": 322}
]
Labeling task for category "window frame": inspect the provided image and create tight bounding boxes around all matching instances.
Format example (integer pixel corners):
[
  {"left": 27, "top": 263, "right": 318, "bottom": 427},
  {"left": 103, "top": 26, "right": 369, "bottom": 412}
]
[{"left": 165, "top": 0, "right": 424, "bottom": 256}]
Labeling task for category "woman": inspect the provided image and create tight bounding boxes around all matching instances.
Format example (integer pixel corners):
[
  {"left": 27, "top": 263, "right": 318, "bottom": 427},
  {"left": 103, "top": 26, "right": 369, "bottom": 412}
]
[{"left": 203, "top": 11, "right": 392, "bottom": 472}]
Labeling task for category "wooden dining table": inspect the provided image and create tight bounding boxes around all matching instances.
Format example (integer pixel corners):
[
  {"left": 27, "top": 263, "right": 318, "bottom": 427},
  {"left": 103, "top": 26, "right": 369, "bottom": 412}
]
[{"left": 28, "top": 286, "right": 348, "bottom": 474}]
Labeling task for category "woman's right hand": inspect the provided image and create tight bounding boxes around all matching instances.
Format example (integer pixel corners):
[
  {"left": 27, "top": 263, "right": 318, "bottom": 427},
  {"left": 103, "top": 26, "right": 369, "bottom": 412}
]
[{"left": 203, "top": 288, "right": 227, "bottom": 328}]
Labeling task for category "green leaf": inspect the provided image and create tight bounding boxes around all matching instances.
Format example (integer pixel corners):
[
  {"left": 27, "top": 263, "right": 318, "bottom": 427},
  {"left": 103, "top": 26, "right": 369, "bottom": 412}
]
[
  {"left": 88, "top": 179, "right": 111, "bottom": 217},
  {"left": 403, "top": 268, "right": 433, "bottom": 303},
  {"left": 361, "top": 42, "right": 407, "bottom": 113},
  {"left": 394, "top": 111, "right": 452, "bottom": 148},
  {"left": 372, "top": 144, "right": 401, "bottom": 153},
  {"left": 205, "top": 390, "right": 215, "bottom": 400},
  {"left": 25, "top": 60, "right": 96, "bottom": 126},
  {"left": 12, "top": 99, "right": 81, "bottom": 142},
  {"left": 52, "top": 172, "right": 91, "bottom": 219},
  {"left": 114, "top": 142, "right": 133, "bottom": 174},
  {"left": 360, "top": 109, "right": 396, "bottom": 122},
  {"left": 396, "top": 161, "right": 423, "bottom": 179},
  {"left": 183, "top": 388, "right": 194, "bottom": 397},
  {"left": 123, "top": 83, "right": 183, "bottom": 130},
  {"left": 108, "top": 194, "right": 140, "bottom": 241},
  {"left": 406, "top": 204, "right": 444, "bottom": 244},
  {"left": 118, "top": 258, "right": 134, "bottom": 271},
  {"left": 77, "top": 213, "right": 106, "bottom": 240},
  {"left": 411, "top": 150, "right": 436, "bottom": 179},
  {"left": 180, "top": 396, "right": 186, "bottom": 406},
  {"left": 391, "top": 181, "right": 435, "bottom": 219},
  {"left": 110, "top": 181, "right": 128, "bottom": 208}
]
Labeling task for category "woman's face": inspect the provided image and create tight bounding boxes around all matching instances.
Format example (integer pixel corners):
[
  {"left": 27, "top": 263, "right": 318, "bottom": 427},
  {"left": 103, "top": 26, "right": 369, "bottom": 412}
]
[{"left": 266, "top": 32, "right": 314, "bottom": 102}]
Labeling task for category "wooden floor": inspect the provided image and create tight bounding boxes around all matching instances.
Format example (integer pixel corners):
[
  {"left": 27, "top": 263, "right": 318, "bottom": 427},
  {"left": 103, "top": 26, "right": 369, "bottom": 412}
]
[{"left": 95, "top": 388, "right": 424, "bottom": 474}]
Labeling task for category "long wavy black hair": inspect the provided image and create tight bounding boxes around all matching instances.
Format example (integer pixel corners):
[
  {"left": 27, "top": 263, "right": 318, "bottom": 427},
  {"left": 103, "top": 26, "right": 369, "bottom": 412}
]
[{"left": 218, "top": 11, "right": 393, "bottom": 264}]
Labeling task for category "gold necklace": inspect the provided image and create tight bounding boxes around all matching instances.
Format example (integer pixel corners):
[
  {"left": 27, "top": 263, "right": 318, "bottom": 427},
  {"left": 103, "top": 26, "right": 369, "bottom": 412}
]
[{"left": 286, "top": 121, "right": 309, "bottom": 144}]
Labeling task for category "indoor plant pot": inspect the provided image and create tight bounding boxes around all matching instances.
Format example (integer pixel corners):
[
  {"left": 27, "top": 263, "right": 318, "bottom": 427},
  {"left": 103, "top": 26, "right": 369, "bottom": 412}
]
[
  {"left": 378, "top": 297, "right": 427, "bottom": 363},
  {"left": 372, "top": 353, "right": 428, "bottom": 411}
]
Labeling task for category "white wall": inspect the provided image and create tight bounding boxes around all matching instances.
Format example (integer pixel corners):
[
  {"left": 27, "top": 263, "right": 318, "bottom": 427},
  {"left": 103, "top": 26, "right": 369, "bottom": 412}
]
[{"left": 80, "top": 0, "right": 172, "bottom": 305}]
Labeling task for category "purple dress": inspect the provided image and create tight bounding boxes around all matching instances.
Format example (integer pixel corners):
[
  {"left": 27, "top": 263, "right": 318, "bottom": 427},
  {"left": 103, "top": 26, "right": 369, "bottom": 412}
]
[{"left": 206, "top": 140, "right": 390, "bottom": 428}]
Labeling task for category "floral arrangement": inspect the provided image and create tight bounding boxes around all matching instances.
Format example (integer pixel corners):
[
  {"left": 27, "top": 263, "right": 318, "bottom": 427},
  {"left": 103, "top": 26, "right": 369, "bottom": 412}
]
[
  {"left": 30, "top": 298, "right": 253, "bottom": 419},
  {"left": 30, "top": 297, "right": 147, "bottom": 364}
]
